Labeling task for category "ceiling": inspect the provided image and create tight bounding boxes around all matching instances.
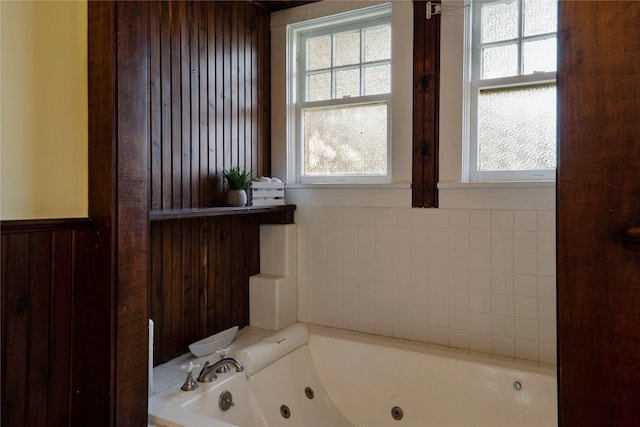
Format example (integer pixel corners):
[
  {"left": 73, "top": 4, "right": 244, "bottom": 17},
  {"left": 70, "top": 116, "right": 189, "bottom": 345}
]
[{"left": 252, "top": 0, "right": 318, "bottom": 13}]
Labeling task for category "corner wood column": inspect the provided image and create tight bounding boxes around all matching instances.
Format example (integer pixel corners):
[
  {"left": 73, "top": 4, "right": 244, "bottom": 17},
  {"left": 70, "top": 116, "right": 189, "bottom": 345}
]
[
  {"left": 89, "top": 2, "right": 150, "bottom": 426},
  {"left": 412, "top": 0, "right": 440, "bottom": 208}
]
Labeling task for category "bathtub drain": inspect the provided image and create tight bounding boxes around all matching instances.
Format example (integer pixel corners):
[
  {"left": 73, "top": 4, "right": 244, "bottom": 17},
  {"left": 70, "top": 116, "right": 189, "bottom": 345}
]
[
  {"left": 280, "top": 404, "right": 291, "bottom": 419},
  {"left": 304, "top": 387, "right": 315, "bottom": 399},
  {"left": 391, "top": 406, "right": 404, "bottom": 421}
]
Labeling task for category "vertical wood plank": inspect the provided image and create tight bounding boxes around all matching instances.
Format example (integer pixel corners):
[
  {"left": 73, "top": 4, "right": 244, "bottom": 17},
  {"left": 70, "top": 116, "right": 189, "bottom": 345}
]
[
  {"left": 23, "top": 232, "right": 51, "bottom": 427},
  {"left": 150, "top": 1, "right": 162, "bottom": 210},
  {"left": 2, "top": 234, "right": 30, "bottom": 426},
  {"left": 161, "top": 1, "right": 173, "bottom": 210},
  {"left": 150, "top": 223, "right": 163, "bottom": 365},
  {"left": 171, "top": 0, "right": 182, "bottom": 209},
  {"left": 190, "top": 1, "right": 200, "bottom": 209},
  {"left": 199, "top": 1, "right": 210, "bottom": 207},
  {"left": 161, "top": 222, "right": 174, "bottom": 363},
  {"left": 180, "top": 1, "right": 191, "bottom": 209},
  {"left": 215, "top": 2, "right": 226, "bottom": 204},
  {"left": 69, "top": 226, "right": 94, "bottom": 426},
  {"left": 207, "top": 218, "right": 218, "bottom": 334},
  {"left": 47, "top": 231, "right": 72, "bottom": 427}
]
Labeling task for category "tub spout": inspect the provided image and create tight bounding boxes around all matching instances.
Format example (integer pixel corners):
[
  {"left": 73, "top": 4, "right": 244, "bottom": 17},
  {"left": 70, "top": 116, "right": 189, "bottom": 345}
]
[{"left": 197, "top": 357, "right": 244, "bottom": 383}]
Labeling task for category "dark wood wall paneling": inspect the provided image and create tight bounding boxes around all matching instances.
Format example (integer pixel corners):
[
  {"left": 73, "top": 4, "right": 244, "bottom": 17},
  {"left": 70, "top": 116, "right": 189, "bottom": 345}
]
[
  {"left": 1, "top": 219, "right": 92, "bottom": 426},
  {"left": 147, "top": 1, "right": 273, "bottom": 365},
  {"left": 149, "top": 0, "right": 270, "bottom": 210},
  {"left": 150, "top": 216, "right": 261, "bottom": 363}
]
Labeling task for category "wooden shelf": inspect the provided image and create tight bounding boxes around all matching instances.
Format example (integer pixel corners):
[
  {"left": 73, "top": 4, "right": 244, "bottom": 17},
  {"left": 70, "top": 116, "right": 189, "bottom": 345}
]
[{"left": 149, "top": 204, "right": 296, "bottom": 224}]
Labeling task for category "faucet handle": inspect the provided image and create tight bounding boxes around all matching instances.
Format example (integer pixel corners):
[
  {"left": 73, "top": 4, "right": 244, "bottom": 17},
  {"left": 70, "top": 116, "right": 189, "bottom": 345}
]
[
  {"left": 180, "top": 362, "right": 200, "bottom": 391},
  {"left": 215, "top": 347, "right": 231, "bottom": 359},
  {"left": 181, "top": 361, "right": 201, "bottom": 373}
]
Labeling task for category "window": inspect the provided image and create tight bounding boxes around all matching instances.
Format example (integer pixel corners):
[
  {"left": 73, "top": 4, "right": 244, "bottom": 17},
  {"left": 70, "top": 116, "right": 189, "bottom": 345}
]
[
  {"left": 468, "top": 0, "right": 557, "bottom": 182},
  {"left": 288, "top": 4, "right": 392, "bottom": 183}
]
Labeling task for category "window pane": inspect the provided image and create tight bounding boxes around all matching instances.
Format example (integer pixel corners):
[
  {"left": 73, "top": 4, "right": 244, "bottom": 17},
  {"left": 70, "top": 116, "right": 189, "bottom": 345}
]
[
  {"left": 478, "top": 83, "right": 556, "bottom": 171},
  {"left": 335, "top": 68, "right": 360, "bottom": 98},
  {"left": 307, "top": 35, "right": 332, "bottom": 71},
  {"left": 334, "top": 31, "right": 361, "bottom": 67},
  {"left": 482, "top": 43, "right": 518, "bottom": 79},
  {"left": 364, "top": 25, "right": 391, "bottom": 63},
  {"left": 481, "top": 1, "right": 518, "bottom": 43},
  {"left": 524, "top": 0, "right": 557, "bottom": 36},
  {"left": 303, "top": 103, "right": 387, "bottom": 175},
  {"left": 307, "top": 72, "right": 331, "bottom": 101},
  {"left": 364, "top": 64, "right": 390, "bottom": 95},
  {"left": 523, "top": 37, "right": 557, "bottom": 74}
]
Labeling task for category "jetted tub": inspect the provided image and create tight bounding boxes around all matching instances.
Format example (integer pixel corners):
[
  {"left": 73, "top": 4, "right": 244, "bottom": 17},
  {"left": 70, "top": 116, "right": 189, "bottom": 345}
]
[{"left": 149, "top": 324, "right": 557, "bottom": 427}]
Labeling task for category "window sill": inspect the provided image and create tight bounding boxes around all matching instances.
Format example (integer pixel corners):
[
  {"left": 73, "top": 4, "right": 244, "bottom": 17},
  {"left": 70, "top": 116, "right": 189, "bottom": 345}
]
[
  {"left": 286, "top": 183, "right": 411, "bottom": 190},
  {"left": 285, "top": 182, "right": 412, "bottom": 207},
  {"left": 438, "top": 181, "right": 556, "bottom": 210}
]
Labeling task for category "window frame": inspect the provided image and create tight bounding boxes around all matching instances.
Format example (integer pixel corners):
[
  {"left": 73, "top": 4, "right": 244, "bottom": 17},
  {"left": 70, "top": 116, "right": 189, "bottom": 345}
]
[
  {"left": 287, "top": 4, "right": 393, "bottom": 184},
  {"left": 467, "top": 0, "right": 557, "bottom": 183}
]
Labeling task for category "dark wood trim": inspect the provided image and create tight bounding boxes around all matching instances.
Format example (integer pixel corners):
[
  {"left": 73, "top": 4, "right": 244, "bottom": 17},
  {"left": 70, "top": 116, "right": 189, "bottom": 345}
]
[
  {"left": 412, "top": 0, "right": 440, "bottom": 208},
  {"left": 149, "top": 205, "right": 296, "bottom": 222},
  {"left": 557, "top": 1, "right": 640, "bottom": 424},
  {"left": 1, "top": 218, "right": 92, "bottom": 234},
  {"left": 89, "top": 1, "right": 150, "bottom": 425}
]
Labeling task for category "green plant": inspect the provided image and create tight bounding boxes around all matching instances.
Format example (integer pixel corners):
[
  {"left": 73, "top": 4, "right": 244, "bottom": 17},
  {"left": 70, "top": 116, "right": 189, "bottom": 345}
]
[{"left": 222, "top": 166, "right": 252, "bottom": 190}]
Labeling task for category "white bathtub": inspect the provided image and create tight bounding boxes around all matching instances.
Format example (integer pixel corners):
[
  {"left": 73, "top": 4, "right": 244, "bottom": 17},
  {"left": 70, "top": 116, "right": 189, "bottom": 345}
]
[{"left": 149, "top": 325, "right": 557, "bottom": 427}]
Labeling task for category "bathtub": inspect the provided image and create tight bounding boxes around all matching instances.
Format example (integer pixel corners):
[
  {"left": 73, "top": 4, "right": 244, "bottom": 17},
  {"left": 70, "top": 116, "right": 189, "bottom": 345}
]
[{"left": 149, "top": 324, "right": 557, "bottom": 427}]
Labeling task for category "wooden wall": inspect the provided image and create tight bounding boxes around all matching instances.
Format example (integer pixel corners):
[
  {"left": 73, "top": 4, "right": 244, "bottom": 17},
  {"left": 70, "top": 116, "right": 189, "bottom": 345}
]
[
  {"left": 150, "top": 216, "right": 260, "bottom": 363},
  {"left": 149, "top": 0, "right": 270, "bottom": 210},
  {"left": 147, "top": 1, "right": 274, "bottom": 365},
  {"left": 1, "top": 219, "right": 101, "bottom": 427}
]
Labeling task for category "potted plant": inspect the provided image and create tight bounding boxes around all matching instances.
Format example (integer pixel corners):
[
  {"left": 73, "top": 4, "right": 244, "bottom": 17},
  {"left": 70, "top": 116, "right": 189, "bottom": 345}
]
[{"left": 222, "top": 166, "right": 251, "bottom": 206}]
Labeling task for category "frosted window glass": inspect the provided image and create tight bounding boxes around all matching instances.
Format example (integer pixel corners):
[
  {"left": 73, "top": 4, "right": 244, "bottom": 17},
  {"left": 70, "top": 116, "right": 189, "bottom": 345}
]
[
  {"left": 307, "top": 72, "right": 331, "bottom": 102},
  {"left": 482, "top": 44, "right": 518, "bottom": 79},
  {"left": 335, "top": 68, "right": 360, "bottom": 98},
  {"left": 523, "top": 38, "right": 557, "bottom": 74},
  {"left": 478, "top": 84, "right": 556, "bottom": 171},
  {"left": 524, "top": 0, "right": 557, "bottom": 36},
  {"left": 303, "top": 103, "right": 387, "bottom": 175},
  {"left": 334, "top": 31, "right": 361, "bottom": 67},
  {"left": 307, "top": 36, "right": 332, "bottom": 71},
  {"left": 364, "top": 25, "right": 391, "bottom": 62},
  {"left": 481, "top": 1, "right": 518, "bottom": 43},
  {"left": 364, "top": 64, "right": 390, "bottom": 95}
]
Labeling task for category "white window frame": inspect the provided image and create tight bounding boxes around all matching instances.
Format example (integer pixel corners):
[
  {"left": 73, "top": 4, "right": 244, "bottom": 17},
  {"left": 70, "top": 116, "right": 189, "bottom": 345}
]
[
  {"left": 287, "top": 4, "right": 393, "bottom": 184},
  {"left": 467, "top": 0, "right": 557, "bottom": 183}
]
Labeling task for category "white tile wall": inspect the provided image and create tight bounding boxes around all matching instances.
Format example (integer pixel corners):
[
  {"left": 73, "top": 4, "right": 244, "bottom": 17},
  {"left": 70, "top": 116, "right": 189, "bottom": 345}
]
[
  {"left": 250, "top": 224, "right": 298, "bottom": 331},
  {"left": 295, "top": 207, "right": 556, "bottom": 365}
]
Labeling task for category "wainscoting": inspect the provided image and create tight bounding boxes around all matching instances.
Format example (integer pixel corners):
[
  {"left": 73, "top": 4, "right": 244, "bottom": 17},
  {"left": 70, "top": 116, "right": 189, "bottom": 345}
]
[{"left": 1, "top": 219, "right": 102, "bottom": 426}]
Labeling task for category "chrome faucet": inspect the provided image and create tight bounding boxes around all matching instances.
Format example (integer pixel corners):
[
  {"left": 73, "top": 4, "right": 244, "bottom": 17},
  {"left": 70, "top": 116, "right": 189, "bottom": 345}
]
[{"left": 197, "top": 357, "right": 244, "bottom": 383}]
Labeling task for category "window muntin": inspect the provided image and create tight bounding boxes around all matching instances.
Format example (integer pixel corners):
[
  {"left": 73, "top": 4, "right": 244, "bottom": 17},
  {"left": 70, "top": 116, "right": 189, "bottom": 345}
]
[
  {"left": 292, "top": 5, "right": 392, "bottom": 183},
  {"left": 470, "top": 0, "right": 557, "bottom": 182}
]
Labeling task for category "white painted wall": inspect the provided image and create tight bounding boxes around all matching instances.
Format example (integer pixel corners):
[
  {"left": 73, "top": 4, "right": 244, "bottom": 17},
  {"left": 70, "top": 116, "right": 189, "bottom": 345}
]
[{"left": 271, "top": 0, "right": 556, "bottom": 364}]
